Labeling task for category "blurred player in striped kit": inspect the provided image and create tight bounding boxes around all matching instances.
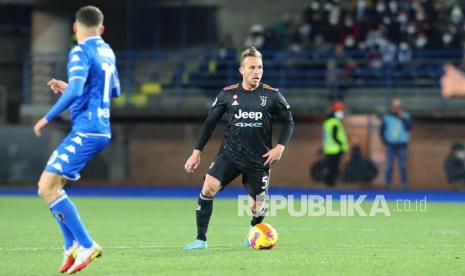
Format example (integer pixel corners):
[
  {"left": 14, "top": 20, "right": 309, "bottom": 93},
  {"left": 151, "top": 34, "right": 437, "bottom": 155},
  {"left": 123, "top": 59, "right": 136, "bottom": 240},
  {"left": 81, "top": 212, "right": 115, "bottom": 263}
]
[{"left": 33, "top": 6, "right": 120, "bottom": 274}]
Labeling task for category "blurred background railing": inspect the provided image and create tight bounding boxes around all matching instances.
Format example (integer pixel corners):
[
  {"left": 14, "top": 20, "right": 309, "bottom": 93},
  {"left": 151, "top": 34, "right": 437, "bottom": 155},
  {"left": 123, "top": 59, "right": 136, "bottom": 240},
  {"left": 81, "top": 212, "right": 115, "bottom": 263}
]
[{"left": 22, "top": 49, "right": 465, "bottom": 117}]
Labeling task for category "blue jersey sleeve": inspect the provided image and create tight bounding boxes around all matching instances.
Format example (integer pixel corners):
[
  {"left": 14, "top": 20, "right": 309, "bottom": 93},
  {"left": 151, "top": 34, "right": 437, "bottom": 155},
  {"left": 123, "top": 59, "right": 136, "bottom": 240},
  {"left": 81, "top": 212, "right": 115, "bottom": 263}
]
[
  {"left": 44, "top": 79, "right": 86, "bottom": 122},
  {"left": 67, "top": 46, "right": 90, "bottom": 91},
  {"left": 44, "top": 46, "right": 90, "bottom": 122}
]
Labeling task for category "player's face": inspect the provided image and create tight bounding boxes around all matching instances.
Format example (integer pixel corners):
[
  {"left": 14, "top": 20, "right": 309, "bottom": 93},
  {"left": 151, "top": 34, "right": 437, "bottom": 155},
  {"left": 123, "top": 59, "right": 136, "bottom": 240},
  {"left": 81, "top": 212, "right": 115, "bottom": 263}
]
[{"left": 240, "top": 57, "right": 263, "bottom": 89}]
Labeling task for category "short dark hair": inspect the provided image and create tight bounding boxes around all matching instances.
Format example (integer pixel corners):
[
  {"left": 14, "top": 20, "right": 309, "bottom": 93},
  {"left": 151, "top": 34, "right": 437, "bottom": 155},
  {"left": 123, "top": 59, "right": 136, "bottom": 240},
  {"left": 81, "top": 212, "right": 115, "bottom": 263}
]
[{"left": 76, "top": 6, "right": 103, "bottom": 28}]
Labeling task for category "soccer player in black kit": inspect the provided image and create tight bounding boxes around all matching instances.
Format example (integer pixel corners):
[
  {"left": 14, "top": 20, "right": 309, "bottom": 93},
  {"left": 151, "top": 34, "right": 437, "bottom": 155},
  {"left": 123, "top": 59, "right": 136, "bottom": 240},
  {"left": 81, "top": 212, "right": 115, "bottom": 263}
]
[{"left": 183, "top": 47, "right": 294, "bottom": 249}]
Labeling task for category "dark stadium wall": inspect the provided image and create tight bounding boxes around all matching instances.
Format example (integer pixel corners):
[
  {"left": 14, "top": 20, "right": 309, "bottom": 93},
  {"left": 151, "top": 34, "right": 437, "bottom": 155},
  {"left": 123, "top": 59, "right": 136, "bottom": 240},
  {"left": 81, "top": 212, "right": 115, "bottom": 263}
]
[{"left": 108, "top": 119, "right": 458, "bottom": 190}]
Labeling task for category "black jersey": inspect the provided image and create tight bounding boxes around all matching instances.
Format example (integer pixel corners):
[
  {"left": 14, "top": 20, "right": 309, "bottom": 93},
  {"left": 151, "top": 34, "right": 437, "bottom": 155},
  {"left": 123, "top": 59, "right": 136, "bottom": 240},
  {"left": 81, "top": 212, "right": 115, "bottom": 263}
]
[{"left": 195, "top": 83, "right": 294, "bottom": 170}]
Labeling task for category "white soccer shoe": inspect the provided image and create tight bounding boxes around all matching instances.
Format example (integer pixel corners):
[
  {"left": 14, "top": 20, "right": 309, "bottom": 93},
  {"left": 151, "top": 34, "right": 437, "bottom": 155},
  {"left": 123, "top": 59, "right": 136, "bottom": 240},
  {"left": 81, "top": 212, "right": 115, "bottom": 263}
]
[
  {"left": 59, "top": 242, "right": 79, "bottom": 273},
  {"left": 66, "top": 242, "right": 102, "bottom": 274}
]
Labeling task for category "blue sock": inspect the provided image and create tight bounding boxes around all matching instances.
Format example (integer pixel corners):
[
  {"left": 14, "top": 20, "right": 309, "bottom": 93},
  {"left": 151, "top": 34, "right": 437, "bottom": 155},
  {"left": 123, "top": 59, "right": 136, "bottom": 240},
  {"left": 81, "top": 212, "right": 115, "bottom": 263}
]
[
  {"left": 50, "top": 207, "right": 75, "bottom": 249},
  {"left": 49, "top": 193, "right": 93, "bottom": 248}
]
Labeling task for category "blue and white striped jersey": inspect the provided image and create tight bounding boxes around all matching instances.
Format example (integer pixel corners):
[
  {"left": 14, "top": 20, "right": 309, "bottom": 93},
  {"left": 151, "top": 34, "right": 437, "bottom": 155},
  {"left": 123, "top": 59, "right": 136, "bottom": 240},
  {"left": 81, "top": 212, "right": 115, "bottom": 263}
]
[{"left": 45, "top": 36, "right": 120, "bottom": 137}]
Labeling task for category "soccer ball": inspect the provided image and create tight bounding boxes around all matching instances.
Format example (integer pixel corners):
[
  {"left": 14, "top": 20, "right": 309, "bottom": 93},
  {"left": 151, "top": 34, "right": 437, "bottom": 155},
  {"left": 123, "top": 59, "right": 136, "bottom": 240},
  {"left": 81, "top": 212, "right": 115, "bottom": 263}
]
[{"left": 248, "top": 223, "right": 278, "bottom": 250}]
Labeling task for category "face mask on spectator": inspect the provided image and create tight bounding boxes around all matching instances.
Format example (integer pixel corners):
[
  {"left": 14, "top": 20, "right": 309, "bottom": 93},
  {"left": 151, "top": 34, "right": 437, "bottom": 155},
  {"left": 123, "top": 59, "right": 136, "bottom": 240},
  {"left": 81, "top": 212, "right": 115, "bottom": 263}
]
[
  {"left": 415, "top": 36, "right": 427, "bottom": 48},
  {"left": 299, "top": 23, "right": 311, "bottom": 36},
  {"left": 291, "top": 43, "right": 301, "bottom": 52},
  {"left": 383, "top": 16, "right": 391, "bottom": 25},
  {"left": 311, "top": 2, "right": 320, "bottom": 11},
  {"left": 407, "top": 24, "right": 416, "bottom": 34},
  {"left": 218, "top": 48, "right": 227, "bottom": 59},
  {"left": 398, "top": 13, "right": 407, "bottom": 24},
  {"left": 324, "top": 3, "right": 333, "bottom": 12},
  {"left": 329, "top": 12, "right": 339, "bottom": 26},
  {"left": 456, "top": 150, "right": 465, "bottom": 160},
  {"left": 376, "top": 3, "right": 386, "bottom": 13},
  {"left": 399, "top": 42, "right": 409, "bottom": 51},
  {"left": 442, "top": 33, "right": 453, "bottom": 45},
  {"left": 335, "top": 111, "right": 345, "bottom": 119},
  {"left": 416, "top": 11, "right": 425, "bottom": 21},
  {"left": 345, "top": 17, "right": 353, "bottom": 27},
  {"left": 357, "top": 0, "right": 367, "bottom": 9},
  {"left": 451, "top": 6, "right": 463, "bottom": 24},
  {"left": 389, "top": 1, "right": 398, "bottom": 14},
  {"left": 345, "top": 36, "right": 355, "bottom": 48},
  {"left": 377, "top": 38, "right": 387, "bottom": 48}
]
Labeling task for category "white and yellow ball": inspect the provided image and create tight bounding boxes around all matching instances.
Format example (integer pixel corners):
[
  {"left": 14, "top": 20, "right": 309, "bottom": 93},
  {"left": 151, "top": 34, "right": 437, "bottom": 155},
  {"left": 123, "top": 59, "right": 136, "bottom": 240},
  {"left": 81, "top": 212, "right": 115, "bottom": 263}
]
[{"left": 248, "top": 223, "right": 278, "bottom": 250}]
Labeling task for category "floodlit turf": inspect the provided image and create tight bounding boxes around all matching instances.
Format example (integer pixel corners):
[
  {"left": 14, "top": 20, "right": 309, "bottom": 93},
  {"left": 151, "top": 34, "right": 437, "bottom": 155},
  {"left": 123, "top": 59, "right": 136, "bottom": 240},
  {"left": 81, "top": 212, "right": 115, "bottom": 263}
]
[{"left": 0, "top": 196, "right": 464, "bottom": 275}]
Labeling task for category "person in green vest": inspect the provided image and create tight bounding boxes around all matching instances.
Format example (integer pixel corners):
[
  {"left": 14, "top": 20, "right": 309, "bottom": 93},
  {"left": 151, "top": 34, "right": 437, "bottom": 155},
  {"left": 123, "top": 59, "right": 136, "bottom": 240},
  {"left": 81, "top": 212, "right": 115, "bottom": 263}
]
[{"left": 323, "top": 101, "right": 349, "bottom": 186}]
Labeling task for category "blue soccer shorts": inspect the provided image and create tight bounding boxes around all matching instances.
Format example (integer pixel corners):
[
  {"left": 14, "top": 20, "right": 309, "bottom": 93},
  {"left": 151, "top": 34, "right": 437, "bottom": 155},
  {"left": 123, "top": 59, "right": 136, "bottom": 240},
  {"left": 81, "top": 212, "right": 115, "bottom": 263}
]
[{"left": 45, "top": 131, "right": 110, "bottom": 181}]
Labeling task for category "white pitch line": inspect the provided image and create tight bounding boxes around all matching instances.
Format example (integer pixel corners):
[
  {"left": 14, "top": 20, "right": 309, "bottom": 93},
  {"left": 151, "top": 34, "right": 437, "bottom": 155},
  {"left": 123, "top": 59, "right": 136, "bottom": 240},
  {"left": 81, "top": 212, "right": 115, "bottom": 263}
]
[{"left": 0, "top": 244, "right": 236, "bottom": 252}]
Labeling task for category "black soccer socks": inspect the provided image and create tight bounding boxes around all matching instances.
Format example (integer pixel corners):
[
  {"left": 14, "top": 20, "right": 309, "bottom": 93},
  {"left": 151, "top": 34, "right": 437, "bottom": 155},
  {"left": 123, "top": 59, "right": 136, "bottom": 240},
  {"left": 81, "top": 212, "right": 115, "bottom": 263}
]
[
  {"left": 251, "top": 212, "right": 265, "bottom": 226},
  {"left": 250, "top": 205, "right": 267, "bottom": 226},
  {"left": 196, "top": 193, "right": 214, "bottom": 241}
]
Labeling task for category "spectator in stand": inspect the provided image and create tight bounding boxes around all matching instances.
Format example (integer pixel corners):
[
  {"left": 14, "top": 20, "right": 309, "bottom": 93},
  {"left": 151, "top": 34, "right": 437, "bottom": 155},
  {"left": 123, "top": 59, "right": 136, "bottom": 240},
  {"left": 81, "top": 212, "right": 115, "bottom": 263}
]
[
  {"left": 444, "top": 141, "right": 465, "bottom": 186},
  {"left": 310, "top": 147, "right": 328, "bottom": 184},
  {"left": 380, "top": 98, "right": 412, "bottom": 190},
  {"left": 342, "top": 145, "right": 378, "bottom": 184},
  {"left": 244, "top": 24, "right": 266, "bottom": 49},
  {"left": 322, "top": 101, "right": 349, "bottom": 187},
  {"left": 326, "top": 44, "right": 356, "bottom": 100}
]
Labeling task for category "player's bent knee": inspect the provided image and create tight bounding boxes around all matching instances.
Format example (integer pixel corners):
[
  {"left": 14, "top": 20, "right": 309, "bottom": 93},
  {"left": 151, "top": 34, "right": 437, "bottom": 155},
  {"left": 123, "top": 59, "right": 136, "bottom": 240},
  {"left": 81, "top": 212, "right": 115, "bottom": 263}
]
[
  {"left": 202, "top": 175, "right": 222, "bottom": 197},
  {"left": 37, "top": 184, "right": 52, "bottom": 200},
  {"left": 37, "top": 172, "right": 64, "bottom": 202},
  {"left": 202, "top": 186, "right": 218, "bottom": 198}
]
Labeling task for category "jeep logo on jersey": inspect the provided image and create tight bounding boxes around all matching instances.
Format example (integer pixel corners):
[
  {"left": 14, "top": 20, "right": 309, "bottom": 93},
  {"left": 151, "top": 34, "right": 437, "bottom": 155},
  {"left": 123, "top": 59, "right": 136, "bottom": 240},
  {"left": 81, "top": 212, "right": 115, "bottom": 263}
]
[{"left": 234, "top": 109, "right": 263, "bottom": 120}]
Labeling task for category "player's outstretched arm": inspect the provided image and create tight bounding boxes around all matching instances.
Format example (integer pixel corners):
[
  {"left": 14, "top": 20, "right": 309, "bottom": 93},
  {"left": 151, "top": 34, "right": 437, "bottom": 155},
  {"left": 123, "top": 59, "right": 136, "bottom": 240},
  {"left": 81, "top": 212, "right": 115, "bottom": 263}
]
[
  {"left": 47, "top": 78, "right": 68, "bottom": 94},
  {"left": 33, "top": 79, "right": 67, "bottom": 137},
  {"left": 33, "top": 78, "right": 85, "bottom": 137},
  {"left": 441, "top": 64, "right": 465, "bottom": 98},
  {"left": 185, "top": 149, "right": 201, "bottom": 173}
]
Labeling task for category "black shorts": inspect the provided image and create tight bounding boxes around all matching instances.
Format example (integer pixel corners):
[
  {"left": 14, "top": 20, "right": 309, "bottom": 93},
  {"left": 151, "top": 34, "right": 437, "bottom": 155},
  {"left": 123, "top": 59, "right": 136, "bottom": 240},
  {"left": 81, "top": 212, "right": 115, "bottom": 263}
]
[{"left": 207, "top": 154, "right": 270, "bottom": 198}]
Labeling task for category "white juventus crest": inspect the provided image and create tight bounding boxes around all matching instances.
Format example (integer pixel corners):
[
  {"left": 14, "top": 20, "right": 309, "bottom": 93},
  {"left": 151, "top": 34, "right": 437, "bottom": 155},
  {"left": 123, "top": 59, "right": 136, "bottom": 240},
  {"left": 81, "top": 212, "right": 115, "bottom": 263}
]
[
  {"left": 232, "top": 100, "right": 239, "bottom": 106},
  {"left": 260, "top": 96, "right": 267, "bottom": 106}
]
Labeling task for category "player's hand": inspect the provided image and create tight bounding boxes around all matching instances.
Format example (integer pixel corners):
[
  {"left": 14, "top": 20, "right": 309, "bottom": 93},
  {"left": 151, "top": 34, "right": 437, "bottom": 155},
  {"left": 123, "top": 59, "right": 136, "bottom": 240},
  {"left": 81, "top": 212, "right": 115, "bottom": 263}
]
[
  {"left": 47, "top": 78, "right": 68, "bottom": 94},
  {"left": 441, "top": 64, "right": 465, "bottom": 98},
  {"left": 263, "top": 144, "right": 285, "bottom": 166},
  {"left": 185, "top": 149, "right": 201, "bottom": 173},
  {"left": 33, "top": 117, "right": 49, "bottom": 137}
]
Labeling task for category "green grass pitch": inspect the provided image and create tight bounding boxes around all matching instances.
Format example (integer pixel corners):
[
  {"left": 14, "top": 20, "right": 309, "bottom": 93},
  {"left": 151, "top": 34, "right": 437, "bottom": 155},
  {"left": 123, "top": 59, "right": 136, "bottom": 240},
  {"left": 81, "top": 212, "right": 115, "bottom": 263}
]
[{"left": 1, "top": 196, "right": 464, "bottom": 275}]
